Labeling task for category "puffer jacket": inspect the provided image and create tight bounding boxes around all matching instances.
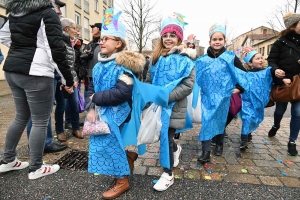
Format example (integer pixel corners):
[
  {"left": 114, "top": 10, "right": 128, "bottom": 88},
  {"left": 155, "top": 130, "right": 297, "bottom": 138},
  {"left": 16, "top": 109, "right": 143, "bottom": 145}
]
[
  {"left": 62, "top": 32, "right": 79, "bottom": 83},
  {"left": 0, "top": 0, "right": 73, "bottom": 86},
  {"left": 146, "top": 47, "right": 196, "bottom": 129},
  {"left": 267, "top": 32, "right": 300, "bottom": 85}
]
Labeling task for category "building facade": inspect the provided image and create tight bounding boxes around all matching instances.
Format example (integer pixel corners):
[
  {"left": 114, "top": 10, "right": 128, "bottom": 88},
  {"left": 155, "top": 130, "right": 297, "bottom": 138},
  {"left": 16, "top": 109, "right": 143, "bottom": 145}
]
[
  {"left": 227, "top": 26, "right": 279, "bottom": 59},
  {"left": 60, "top": 0, "right": 113, "bottom": 43}
]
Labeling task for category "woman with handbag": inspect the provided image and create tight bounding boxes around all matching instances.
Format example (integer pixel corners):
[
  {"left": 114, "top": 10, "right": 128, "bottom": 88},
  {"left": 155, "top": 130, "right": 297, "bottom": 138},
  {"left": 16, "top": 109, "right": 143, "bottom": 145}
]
[{"left": 267, "top": 12, "right": 300, "bottom": 156}]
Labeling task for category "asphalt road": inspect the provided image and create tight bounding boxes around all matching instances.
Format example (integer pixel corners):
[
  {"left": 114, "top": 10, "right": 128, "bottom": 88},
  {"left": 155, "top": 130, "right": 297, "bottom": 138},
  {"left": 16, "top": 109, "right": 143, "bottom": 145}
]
[{"left": 0, "top": 169, "right": 298, "bottom": 200}]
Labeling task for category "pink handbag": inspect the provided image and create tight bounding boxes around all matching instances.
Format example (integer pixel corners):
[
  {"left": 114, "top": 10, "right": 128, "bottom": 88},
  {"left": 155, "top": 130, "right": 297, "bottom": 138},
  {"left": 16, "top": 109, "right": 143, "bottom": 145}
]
[{"left": 228, "top": 93, "right": 242, "bottom": 115}]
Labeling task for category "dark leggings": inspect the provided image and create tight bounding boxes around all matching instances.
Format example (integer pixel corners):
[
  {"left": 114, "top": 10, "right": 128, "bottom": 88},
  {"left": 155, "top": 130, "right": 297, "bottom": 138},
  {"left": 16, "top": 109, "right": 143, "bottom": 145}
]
[
  {"left": 211, "top": 113, "right": 235, "bottom": 146},
  {"left": 163, "top": 128, "right": 178, "bottom": 175}
]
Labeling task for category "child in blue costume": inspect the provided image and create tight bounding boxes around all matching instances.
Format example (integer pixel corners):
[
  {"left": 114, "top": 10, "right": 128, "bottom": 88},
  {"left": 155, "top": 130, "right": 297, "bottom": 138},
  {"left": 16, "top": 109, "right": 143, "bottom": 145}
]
[
  {"left": 145, "top": 12, "right": 195, "bottom": 191},
  {"left": 195, "top": 25, "right": 246, "bottom": 162},
  {"left": 239, "top": 47, "right": 273, "bottom": 150},
  {"left": 85, "top": 8, "right": 145, "bottom": 199}
]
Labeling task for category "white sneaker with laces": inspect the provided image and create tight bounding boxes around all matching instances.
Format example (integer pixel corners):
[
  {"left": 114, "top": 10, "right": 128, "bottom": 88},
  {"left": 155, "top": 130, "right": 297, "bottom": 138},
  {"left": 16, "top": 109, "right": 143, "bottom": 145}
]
[
  {"left": 28, "top": 164, "right": 60, "bottom": 180},
  {"left": 153, "top": 172, "right": 174, "bottom": 191},
  {"left": 173, "top": 145, "right": 182, "bottom": 167},
  {"left": 0, "top": 158, "right": 29, "bottom": 173}
]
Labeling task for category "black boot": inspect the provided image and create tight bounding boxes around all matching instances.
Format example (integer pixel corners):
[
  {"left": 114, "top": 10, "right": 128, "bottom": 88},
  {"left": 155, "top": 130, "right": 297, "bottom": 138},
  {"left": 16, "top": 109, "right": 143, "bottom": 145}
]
[
  {"left": 288, "top": 141, "right": 298, "bottom": 156},
  {"left": 248, "top": 133, "right": 252, "bottom": 142},
  {"left": 213, "top": 144, "right": 223, "bottom": 156},
  {"left": 268, "top": 125, "right": 280, "bottom": 137},
  {"left": 211, "top": 136, "right": 216, "bottom": 146},
  {"left": 197, "top": 151, "right": 211, "bottom": 163},
  {"left": 240, "top": 135, "right": 248, "bottom": 151}
]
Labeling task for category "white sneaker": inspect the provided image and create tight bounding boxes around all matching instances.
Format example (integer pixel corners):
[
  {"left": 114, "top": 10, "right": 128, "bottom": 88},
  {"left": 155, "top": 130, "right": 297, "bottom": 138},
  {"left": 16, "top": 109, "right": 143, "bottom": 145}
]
[
  {"left": 0, "top": 158, "right": 29, "bottom": 172},
  {"left": 28, "top": 164, "right": 60, "bottom": 180},
  {"left": 173, "top": 145, "right": 182, "bottom": 167},
  {"left": 153, "top": 172, "right": 174, "bottom": 191}
]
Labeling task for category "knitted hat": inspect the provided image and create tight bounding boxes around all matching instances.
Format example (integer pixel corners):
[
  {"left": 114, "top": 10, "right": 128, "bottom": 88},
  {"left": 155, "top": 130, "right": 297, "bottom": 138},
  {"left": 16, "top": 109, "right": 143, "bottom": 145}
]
[
  {"left": 187, "top": 34, "right": 196, "bottom": 43},
  {"left": 209, "top": 24, "right": 226, "bottom": 38},
  {"left": 283, "top": 12, "right": 300, "bottom": 28},
  {"left": 101, "top": 8, "right": 126, "bottom": 40},
  {"left": 243, "top": 46, "right": 258, "bottom": 64},
  {"left": 161, "top": 12, "right": 188, "bottom": 41}
]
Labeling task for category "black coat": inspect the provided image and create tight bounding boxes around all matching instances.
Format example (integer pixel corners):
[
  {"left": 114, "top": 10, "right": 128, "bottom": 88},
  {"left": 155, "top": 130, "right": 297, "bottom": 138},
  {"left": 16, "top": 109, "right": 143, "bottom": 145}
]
[{"left": 267, "top": 32, "right": 300, "bottom": 85}]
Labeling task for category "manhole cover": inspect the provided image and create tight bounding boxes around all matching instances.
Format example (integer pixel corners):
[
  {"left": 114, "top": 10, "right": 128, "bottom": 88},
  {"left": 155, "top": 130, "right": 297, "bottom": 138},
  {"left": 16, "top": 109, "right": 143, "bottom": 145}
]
[{"left": 55, "top": 150, "right": 88, "bottom": 170}]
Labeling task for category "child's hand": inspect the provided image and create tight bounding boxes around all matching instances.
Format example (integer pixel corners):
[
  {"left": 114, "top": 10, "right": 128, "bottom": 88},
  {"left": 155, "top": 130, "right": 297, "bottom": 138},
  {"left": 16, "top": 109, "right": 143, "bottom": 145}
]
[
  {"left": 89, "top": 93, "right": 95, "bottom": 101},
  {"left": 232, "top": 88, "right": 241, "bottom": 94},
  {"left": 275, "top": 69, "right": 285, "bottom": 78},
  {"left": 283, "top": 78, "right": 291, "bottom": 86},
  {"left": 87, "top": 109, "right": 96, "bottom": 122}
]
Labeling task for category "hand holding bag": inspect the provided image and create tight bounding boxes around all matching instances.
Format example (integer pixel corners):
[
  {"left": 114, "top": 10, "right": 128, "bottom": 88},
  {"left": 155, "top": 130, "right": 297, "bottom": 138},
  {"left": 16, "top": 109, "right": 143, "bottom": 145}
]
[
  {"left": 270, "top": 75, "right": 300, "bottom": 102},
  {"left": 82, "top": 106, "right": 111, "bottom": 136},
  {"left": 137, "top": 103, "right": 162, "bottom": 145}
]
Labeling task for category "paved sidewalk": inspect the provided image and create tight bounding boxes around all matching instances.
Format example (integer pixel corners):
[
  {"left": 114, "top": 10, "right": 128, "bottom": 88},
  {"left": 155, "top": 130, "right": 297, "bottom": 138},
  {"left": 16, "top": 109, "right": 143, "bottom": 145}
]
[{"left": 1, "top": 80, "right": 300, "bottom": 196}]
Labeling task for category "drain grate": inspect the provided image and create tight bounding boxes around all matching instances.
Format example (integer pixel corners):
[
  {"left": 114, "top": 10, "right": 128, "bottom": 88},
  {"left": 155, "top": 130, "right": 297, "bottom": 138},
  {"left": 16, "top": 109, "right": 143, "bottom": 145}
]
[{"left": 55, "top": 150, "right": 88, "bottom": 170}]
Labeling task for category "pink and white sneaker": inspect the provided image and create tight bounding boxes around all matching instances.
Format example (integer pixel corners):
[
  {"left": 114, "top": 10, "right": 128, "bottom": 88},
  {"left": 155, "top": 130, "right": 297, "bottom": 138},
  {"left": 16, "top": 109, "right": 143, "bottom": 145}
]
[
  {"left": 0, "top": 158, "right": 29, "bottom": 173},
  {"left": 153, "top": 172, "right": 174, "bottom": 191},
  {"left": 28, "top": 164, "right": 60, "bottom": 180}
]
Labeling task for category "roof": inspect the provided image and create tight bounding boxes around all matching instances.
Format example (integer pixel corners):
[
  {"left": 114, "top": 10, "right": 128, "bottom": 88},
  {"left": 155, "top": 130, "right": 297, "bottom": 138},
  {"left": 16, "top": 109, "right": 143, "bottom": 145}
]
[
  {"left": 241, "top": 34, "right": 277, "bottom": 46},
  {"left": 232, "top": 26, "right": 279, "bottom": 41},
  {"left": 253, "top": 35, "right": 279, "bottom": 46}
]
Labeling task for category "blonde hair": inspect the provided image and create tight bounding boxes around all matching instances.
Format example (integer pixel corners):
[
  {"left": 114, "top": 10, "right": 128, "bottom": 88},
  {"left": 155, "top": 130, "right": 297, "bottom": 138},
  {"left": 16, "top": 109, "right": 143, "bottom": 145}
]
[{"left": 152, "top": 38, "right": 182, "bottom": 65}]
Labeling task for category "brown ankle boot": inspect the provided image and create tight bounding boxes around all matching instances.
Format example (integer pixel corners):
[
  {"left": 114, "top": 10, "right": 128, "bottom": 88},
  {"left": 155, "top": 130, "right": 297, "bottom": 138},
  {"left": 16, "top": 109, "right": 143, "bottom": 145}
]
[
  {"left": 57, "top": 133, "right": 67, "bottom": 142},
  {"left": 127, "top": 151, "right": 138, "bottom": 173},
  {"left": 102, "top": 177, "right": 130, "bottom": 199},
  {"left": 72, "top": 130, "right": 84, "bottom": 139}
]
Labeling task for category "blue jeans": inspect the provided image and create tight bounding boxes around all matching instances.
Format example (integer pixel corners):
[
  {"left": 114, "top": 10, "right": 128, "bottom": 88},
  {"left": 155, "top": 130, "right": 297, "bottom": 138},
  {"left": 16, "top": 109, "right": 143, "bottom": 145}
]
[
  {"left": 4, "top": 72, "right": 53, "bottom": 171},
  {"left": 26, "top": 79, "right": 57, "bottom": 148},
  {"left": 55, "top": 85, "right": 80, "bottom": 132},
  {"left": 274, "top": 101, "right": 300, "bottom": 141}
]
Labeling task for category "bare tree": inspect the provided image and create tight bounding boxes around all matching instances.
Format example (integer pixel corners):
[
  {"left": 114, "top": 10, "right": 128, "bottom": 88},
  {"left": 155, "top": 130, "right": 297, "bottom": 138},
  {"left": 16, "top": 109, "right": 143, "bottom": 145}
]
[
  {"left": 116, "top": 0, "right": 162, "bottom": 53},
  {"left": 266, "top": 0, "right": 300, "bottom": 31}
]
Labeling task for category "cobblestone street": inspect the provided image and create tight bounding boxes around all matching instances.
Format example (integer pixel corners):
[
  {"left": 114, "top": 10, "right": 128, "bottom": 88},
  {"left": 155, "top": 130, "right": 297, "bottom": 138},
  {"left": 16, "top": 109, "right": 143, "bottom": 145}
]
[{"left": 1, "top": 80, "right": 300, "bottom": 189}]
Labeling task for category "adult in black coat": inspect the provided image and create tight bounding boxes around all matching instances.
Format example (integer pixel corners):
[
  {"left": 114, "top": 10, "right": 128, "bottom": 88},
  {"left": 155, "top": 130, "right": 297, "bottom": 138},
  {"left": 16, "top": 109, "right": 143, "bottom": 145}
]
[{"left": 267, "top": 12, "right": 300, "bottom": 156}]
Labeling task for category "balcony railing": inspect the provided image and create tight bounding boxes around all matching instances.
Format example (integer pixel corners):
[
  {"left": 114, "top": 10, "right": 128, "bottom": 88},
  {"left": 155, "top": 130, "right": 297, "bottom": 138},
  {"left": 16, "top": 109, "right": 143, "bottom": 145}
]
[
  {"left": 84, "top": 28, "right": 90, "bottom": 41},
  {"left": 84, "top": 0, "right": 89, "bottom": 13},
  {"left": 75, "top": 0, "right": 81, "bottom": 7}
]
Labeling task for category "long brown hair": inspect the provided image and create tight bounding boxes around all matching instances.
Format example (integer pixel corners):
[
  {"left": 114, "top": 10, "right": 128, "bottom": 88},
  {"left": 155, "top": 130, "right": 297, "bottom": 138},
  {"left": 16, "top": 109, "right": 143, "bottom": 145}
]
[
  {"left": 152, "top": 38, "right": 182, "bottom": 65},
  {"left": 280, "top": 22, "right": 298, "bottom": 37}
]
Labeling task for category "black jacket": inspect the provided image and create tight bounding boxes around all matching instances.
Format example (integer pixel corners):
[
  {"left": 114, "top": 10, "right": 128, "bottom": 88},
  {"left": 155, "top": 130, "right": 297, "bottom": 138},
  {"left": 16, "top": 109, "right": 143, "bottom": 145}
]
[
  {"left": 267, "top": 32, "right": 300, "bottom": 85},
  {"left": 207, "top": 47, "right": 246, "bottom": 93},
  {"left": 0, "top": 0, "right": 73, "bottom": 86}
]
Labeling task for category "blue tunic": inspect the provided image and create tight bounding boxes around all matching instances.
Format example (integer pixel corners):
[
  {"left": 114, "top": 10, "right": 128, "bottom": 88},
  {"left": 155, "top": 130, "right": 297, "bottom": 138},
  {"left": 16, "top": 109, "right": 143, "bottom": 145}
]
[
  {"left": 235, "top": 67, "right": 273, "bottom": 135},
  {"left": 195, "top": 51, "right": 237, "bottom": 141},
  {"left": 150, "top": 54, "right": 194, "bottom": 169},
  {"left": 88, "top": 60, "right": 131, "bottom": 176}
]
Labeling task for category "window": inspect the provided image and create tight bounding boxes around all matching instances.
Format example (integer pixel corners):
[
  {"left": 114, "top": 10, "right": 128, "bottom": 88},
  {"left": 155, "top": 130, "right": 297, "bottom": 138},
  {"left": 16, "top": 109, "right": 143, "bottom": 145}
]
[
  {"left": 75, "top": 12, "right": 81, "bottom": 25},
  {"left": 94, "top": 0, "right": 99, "bottom": 12},
  {"left": 108, "top": 0, "right": 112, "bottom": 7},
  {"left": 0, "top": 16, "right": 7, "bottom": 28},
  {"left": 267, "top": 44, "right": 273, "bottom": 55},
  {"left": 103, "top": 6, "right": 106, "bottom": 15},
  {"left": 75, "top": 0, "right": 81, "bottom": 7},
  {"left": 103, "top": 0, "right": 107, "bottom": 5},
  {"left": 84, "top": 17, "right": 90, "bottom": 40},
  {"left": 61, "top": 6, "right": 66, "bottom": 17},
  {"left": 84, "top": 0, "right": 89, "bottom": 13}
]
